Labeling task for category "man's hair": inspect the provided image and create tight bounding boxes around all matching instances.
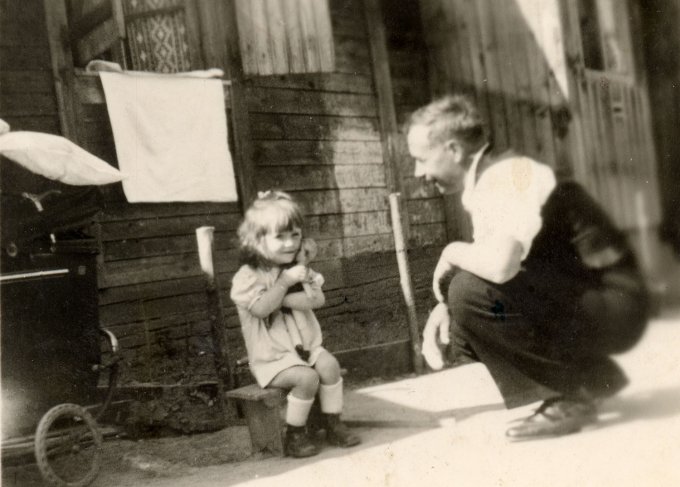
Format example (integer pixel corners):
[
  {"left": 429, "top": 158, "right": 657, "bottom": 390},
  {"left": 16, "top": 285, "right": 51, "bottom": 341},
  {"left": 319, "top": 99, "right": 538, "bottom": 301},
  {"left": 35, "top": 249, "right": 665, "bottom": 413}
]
[{"left": 407, "top": 94, "right": 486, "bottom": 148}]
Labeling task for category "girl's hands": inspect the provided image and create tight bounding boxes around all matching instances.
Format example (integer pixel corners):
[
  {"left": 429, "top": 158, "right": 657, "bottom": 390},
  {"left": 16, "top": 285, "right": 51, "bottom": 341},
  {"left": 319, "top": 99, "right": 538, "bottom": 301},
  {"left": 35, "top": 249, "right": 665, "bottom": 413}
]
[{"left": 280, "top": 264, "right": 309, "bottom": 288}]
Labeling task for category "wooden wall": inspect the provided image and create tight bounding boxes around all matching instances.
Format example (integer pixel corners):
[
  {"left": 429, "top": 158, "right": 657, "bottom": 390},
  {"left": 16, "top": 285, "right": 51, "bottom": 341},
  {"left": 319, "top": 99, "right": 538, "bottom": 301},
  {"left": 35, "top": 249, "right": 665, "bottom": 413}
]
[
  {"left": 0, "top": 0, "right": 63, "bottom": 194},
  {"left": 640, "top": 0, "right": 680, "bottom": 250},
  {"left": 244, "top": 0, "right": 436, "bottom": 360},
  {"left": 417, "top": 0, "right": 663, "bottom": 236},
  {"left": 1, "top": 0, "right": 447, "bottom": 401},
  {"left": 62, "top": 0, "right": 444, "bottom": 387}
]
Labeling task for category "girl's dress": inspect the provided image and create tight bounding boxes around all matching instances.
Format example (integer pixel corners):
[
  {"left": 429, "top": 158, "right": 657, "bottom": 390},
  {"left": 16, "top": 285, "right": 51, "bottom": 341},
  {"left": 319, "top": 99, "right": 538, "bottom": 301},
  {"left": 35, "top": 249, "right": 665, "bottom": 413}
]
[{"left": 230, "top": 265, "right": 326, "bottom": 387}]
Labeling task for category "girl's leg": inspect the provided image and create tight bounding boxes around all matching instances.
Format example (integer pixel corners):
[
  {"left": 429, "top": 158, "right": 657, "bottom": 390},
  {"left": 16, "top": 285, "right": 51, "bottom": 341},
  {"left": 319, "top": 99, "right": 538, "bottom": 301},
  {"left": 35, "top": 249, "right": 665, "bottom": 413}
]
[
  {"left": 313, "top": 351, "right": 360, "bottom": 448},
  {"left": 268, "top": 366, "right": 320, "bottom": 457},
  {"left": 269, "top": 365, "right": 319, "bottom": 400}
]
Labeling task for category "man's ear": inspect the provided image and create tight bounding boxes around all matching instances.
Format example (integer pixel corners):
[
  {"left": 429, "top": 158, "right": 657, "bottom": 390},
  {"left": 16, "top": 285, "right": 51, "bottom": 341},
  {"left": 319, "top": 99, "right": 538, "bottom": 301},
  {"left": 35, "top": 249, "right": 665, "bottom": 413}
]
[{"left": 445, "top": 139, "right": 464, "bottom": 162}]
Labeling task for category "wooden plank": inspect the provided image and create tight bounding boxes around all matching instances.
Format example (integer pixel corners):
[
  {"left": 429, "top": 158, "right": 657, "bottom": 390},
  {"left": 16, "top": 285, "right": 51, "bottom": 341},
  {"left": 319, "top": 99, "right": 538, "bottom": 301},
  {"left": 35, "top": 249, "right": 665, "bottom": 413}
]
[
  {"left": 247, "top": 87, "right": 376, "bottom": 116},
  {"left": 0, "top": 93, "right": 58, "bottom": 116},
  {"left": 516, "top": 0, "right": 557, "bottom": 166},
  {"left": 312, "top": 0, "right": 335, "bottom": 71},
  {"left": 249, "top": 113, "right": 380, "bottom": 141},
  {"left": 99, "top": 291, "right": 211, "bottom": 326},
  {"left": 247, "top": 72, "right": 373, "bottom": 94},
  {"left": 196, "top": 0, "right": 229, "bottom": 71},
  {"left": 298, "top": 0, "right": 321, "bottom": 72},
  {"left": 75, "top": 17, "right": 120, "bottom": 66},
  {"left": 282, "top": 0, "right": 306, "bottom": 72},
  {"left": 99, "top": 276, "right": 211, "bottom": 305},
  {"left": 0, "top": 20, "right": 48, "bottom": 46},
  {"left": 294, "top": 188, "right": 388, "bottom": 214},
  {"left": 333, "top": 37, "right": 372, "bottom": 75},
  {"left": 225, "top": 0, "right": 257, "bottom": 207},
  {"left": 314, "top": 233, "right": 395, "bottom": 259},
  {"left": 253, "top": 140, "right": 383, "bottom": 166},
  {"left": 557, "top": 0, "right": 594, "bottom": 186},
  {"left": 43, "top": 0, "right": 82, "bottom": 142},
  {"left": 258, "top": 164, "right": 385, "bottom": 190},
  {"left": 74, "top": 73, "right": 233, "bottom": 108},
  {"left": 183, "top": 0, "right": 206, "bottom": 69},
  {"left": 103, "top": 233, "right": 238, "bottom": 262},
  {"left": 234, "top": 0, "right": 257, "bottom": 75},
  {"left": 472, "top": 0, "right": 508, "bottom": 150},
  {"left": 99, "top": 213, "right": 241, "bottom": 241},
  {"left": 406, "top": 198, "right": 447, "bottom": 225},
  {"left": 409, "top": 222, "right": 449, "bottom": 248},
  {"left": 305, "top": 211, "right": 392, "bottom": 239},
  {"left": 99, "top": 249, "right": 236, "bottom": 288},
  {"left": 1, "top": 46, "right": 51, "bottom": 70},
  {"left": 98, "top": 202, "right": 240, "bottom": 222},
  {"left": 252, "top": 0, "right": 274, "bottom": 75},
  {"left": 0, "top": 115, "right": 60, "bottom": 133},
  {"left": 264, "top": 0, "right": 289, "bottom": 74},
  {"left": 0, "top": 71, "right": 54, "bottom": 93}
]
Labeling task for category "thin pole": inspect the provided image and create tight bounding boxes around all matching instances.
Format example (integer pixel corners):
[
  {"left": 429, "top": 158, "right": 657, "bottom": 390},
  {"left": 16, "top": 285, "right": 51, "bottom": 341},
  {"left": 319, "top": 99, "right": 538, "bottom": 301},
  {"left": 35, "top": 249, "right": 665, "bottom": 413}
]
[
  {"left": 196, "top": 226, "right": 234, "bottom": 400},
  {"left": 389, "top": 193, "right": 424, "bottom": 374}
]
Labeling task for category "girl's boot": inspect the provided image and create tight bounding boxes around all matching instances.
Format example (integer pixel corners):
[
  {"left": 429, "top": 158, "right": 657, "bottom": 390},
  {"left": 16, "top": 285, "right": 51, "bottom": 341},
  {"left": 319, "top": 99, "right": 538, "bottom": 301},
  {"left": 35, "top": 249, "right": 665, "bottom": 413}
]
[
  {"left": 319, "top": 378, "right": 361, "bottom": 447},
  {"left": 285, "top": 393, "right": 319, "bottom": 457},
  {"left": 323, "top": 413, "right": 361, "bottom": 447},
  {"left": 285, "top": 425, "right": 320, "bottom": 457}
]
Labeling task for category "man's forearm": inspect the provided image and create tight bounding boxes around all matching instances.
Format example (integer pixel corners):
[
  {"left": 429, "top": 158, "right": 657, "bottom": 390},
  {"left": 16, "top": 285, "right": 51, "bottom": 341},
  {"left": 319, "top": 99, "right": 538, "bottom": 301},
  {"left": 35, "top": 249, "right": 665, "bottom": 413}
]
[{"left": 443, "top": 239, "right": 523, "bottom": 284}]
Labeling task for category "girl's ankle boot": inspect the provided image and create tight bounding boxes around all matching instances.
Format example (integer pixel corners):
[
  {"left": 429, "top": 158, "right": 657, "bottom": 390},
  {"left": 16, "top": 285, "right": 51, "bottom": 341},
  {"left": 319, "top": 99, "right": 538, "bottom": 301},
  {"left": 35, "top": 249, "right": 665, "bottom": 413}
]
[
  {"left": 285, "top": 425, "right": 320, "bottom": 458},
  {"left": 324, "top": 414, "right": 361, "bottom": 447}
]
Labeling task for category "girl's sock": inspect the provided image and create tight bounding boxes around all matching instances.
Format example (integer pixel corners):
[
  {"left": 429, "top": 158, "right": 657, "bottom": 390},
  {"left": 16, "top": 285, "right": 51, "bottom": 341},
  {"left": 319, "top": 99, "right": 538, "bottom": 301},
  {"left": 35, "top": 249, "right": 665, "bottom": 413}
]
[
  {"left": 319, "top": 378, "right": 343, "bottom": 414},
  {"left": 286, "top": 393, "right": 314, "bottom": 427}
]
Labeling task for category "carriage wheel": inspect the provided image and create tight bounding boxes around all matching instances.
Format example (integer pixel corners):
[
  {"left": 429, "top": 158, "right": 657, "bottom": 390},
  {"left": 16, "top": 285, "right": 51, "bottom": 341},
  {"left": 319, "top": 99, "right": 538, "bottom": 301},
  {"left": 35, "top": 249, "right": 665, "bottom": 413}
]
[{"left": 34, "top": 403, "right": 103, "bottom": 487}]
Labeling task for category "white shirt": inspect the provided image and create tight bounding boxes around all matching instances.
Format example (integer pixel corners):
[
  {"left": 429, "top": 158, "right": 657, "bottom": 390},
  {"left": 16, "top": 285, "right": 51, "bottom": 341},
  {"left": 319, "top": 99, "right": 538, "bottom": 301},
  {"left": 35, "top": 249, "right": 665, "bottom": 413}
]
[{"left": 461, "top": 150, "right": 556, "bottom": 260}]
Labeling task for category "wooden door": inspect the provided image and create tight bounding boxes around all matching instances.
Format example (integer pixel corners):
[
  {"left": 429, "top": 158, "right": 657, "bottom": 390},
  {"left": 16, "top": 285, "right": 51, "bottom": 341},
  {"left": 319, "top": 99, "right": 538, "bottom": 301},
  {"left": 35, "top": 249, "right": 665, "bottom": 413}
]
[{"left": 564, "top": 0, "right": 662, "bottom": 231}]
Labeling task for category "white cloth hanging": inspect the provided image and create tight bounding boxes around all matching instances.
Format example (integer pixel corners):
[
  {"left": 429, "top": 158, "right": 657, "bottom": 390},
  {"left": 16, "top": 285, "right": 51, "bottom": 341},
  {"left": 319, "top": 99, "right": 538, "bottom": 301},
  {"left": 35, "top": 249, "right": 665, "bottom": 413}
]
[{"left": 99, "top": 70, "right": 238, "bottom": 202}]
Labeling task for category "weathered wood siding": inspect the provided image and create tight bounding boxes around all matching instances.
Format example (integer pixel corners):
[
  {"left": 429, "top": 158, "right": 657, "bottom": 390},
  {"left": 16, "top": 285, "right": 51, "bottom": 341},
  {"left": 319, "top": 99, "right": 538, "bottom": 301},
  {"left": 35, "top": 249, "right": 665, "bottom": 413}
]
[
  {"left": 418, "top": 0, "right": 662, "bottom": 233},
  {"left": 3, "top": 0, "right": 445, "bottom": 391},
  {"left": 382, "top": 0, "right": 447, "bottom": 323},
  {"left": 0, "top": 1, "right": 60, "bottom": 134},
  {"left": 245, "top": 0, "right": 418, "bottom": 357},
  {"left": 65, "top": 0, "right": 441, "bottom": 386},
  {"left": 640, "top": 0, "right": 680, "bottom": 244}
]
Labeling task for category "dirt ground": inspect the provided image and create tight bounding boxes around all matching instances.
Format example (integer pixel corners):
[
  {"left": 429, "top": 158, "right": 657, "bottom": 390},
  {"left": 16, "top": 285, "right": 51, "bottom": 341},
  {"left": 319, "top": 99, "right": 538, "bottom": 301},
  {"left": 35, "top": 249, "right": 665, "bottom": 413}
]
[{"left": 0, "top": 375, "right": 398, "bottom": 487}]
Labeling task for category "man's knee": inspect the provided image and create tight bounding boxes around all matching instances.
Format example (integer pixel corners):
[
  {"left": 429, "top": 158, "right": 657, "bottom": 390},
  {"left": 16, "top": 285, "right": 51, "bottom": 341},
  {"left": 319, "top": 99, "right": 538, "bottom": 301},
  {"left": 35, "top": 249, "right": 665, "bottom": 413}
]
[{"left": 446, "top": 271, "right": 487, "bottom": 317}]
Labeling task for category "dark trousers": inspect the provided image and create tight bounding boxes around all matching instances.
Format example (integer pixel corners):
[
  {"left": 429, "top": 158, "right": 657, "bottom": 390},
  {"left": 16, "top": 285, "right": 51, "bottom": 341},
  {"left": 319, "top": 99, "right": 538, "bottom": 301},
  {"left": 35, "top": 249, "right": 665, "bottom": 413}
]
[{"left": 447, "top": 265, "right": 649, "bottom": 408}]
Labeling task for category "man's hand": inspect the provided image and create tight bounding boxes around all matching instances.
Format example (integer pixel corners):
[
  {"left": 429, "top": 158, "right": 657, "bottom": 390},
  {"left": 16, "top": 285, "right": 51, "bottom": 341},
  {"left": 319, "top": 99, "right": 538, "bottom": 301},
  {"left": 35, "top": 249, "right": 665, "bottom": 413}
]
[
  {"left": 422, "top": 302, "right": 451, "bottom": 370},
  {"left": 432, "top": 244, "right": 456, "bottom": 303}
]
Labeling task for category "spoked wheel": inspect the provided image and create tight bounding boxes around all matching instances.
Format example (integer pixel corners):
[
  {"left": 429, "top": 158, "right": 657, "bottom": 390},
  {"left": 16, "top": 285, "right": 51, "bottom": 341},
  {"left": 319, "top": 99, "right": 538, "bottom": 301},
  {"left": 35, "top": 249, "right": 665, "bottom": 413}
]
[{"left": 34, "top": 403, "right": 103, "bottom": 487}]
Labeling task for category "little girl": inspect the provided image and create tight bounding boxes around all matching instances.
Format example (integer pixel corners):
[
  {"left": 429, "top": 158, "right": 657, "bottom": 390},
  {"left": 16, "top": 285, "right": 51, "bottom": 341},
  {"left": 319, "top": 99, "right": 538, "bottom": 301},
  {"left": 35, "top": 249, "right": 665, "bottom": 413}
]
[{"left": 230, "top": 190, "right": 360, "bottom": 458}]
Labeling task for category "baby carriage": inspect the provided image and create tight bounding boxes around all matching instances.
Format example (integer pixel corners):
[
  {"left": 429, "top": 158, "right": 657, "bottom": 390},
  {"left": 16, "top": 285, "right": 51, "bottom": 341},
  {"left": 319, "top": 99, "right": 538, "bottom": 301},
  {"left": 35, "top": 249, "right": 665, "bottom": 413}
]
[{"left": 1, "top": 126, "right": 124, "bottom": 486}]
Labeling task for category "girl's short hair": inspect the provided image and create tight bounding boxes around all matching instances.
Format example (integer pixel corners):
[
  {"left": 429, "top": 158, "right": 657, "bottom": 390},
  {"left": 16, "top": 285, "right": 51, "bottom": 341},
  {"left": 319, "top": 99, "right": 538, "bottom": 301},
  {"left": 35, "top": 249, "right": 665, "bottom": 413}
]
[
  {"left": 237, "top": 190, "right": 304, "bottom": 268},
  {"left": 407, "top": 94, "right": 486, "bottom": 148}
]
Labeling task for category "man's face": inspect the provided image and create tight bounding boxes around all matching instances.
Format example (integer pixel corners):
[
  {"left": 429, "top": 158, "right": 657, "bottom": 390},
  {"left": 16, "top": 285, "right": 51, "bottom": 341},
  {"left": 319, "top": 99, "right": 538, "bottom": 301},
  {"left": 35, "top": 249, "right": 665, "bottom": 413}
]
[{"left": 407, "top": 125, "right": 466, "bottom": 194}]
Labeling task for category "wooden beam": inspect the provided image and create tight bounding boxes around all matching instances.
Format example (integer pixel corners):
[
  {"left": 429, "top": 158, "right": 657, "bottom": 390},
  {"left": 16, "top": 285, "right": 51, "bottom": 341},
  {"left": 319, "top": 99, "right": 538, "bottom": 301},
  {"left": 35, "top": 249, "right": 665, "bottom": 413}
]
[
  {"left": 364, "top": 0, "right": 422, "bottom": 374},
  {"left": 43, "top": 0, "right": 82, "bottom": 142},
  {"left": 223, "top": 0, "right": 256, "bottom": 209}
]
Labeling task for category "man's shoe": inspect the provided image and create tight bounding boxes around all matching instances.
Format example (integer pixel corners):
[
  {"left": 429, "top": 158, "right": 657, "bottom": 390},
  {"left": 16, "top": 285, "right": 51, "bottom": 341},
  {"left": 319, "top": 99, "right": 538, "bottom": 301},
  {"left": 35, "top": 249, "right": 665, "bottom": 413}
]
[
  {"left": 505, "top": 397, "right": 598, "bottom": 440},
  {"left": 324, "top": 414, "right": 361, "bottom": 448},
  {"left": 285, "top": 425, "right": 320, "bottom": 458}
]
